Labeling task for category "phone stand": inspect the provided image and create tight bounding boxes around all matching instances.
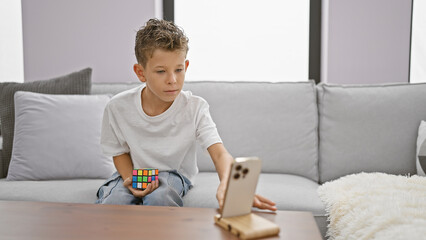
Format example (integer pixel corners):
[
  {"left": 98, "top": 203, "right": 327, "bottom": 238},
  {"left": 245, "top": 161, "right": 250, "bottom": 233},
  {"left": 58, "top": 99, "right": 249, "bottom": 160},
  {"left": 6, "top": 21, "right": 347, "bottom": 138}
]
[{"left": 214, "top": 213, "right": 280, "bottom": 239}]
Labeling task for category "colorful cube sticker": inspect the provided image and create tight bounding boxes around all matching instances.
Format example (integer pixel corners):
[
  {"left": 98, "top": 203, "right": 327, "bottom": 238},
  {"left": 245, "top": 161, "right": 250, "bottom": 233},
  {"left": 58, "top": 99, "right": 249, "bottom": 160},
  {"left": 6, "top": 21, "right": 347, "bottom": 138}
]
[{"left": 132, "top": 168, "right": 159, "bottom": 190}]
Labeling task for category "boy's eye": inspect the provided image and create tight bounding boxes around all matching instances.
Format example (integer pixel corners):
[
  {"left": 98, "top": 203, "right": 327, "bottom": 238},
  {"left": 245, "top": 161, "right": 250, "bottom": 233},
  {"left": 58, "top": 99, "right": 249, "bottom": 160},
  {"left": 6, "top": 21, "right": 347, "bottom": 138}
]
[
  {"left": 156, "top": 70, "right": 165, "bottom": 74},
  {"left": 176, "top": 69, "right": 183, "bottom": 73}
]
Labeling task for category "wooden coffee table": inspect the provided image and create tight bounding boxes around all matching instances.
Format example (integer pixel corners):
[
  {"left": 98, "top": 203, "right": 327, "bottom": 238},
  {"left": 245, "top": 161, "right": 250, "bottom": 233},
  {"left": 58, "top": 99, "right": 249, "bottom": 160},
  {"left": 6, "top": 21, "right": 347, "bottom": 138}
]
[{"left": 0, "top": 201, "right": 322, "bottom": 239}]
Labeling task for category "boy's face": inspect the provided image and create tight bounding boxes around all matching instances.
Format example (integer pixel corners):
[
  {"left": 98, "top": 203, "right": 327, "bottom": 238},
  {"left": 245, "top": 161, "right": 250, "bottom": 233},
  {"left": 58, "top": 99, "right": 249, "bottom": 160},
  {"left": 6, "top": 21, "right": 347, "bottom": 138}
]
[{"left": 134, "top": 49, "right": 189, "bottom": 105}]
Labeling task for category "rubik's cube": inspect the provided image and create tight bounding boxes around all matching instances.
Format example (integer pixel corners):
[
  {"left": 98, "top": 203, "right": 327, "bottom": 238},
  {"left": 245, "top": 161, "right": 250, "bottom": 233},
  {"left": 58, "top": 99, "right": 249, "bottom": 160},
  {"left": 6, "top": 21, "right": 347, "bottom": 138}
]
[{"left": 132, "top": 168, "right": 159, "bottom": 190}]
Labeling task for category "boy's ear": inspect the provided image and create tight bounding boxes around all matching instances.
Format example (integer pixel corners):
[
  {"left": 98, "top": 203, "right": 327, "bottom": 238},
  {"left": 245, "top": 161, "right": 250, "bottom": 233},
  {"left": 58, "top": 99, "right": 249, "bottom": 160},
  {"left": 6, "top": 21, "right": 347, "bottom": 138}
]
[
  {"left": 133, "top": 64, "right": 146, "bottom": 82},
  {"left": 185, "top": 60, "right": 189, "bottom": 72}
]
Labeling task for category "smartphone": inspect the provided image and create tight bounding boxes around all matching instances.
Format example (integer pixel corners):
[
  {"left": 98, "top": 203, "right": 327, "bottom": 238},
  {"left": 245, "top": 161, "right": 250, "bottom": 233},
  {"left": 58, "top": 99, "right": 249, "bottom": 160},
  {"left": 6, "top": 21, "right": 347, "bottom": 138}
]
[{"left": 221, "top": 157, "right": 262, "bottom": 218}]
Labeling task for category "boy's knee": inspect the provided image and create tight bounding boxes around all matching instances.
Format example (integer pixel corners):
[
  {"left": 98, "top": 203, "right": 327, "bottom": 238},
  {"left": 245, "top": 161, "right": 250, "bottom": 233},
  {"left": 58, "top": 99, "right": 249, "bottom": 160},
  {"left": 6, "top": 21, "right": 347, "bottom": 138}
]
[
  {"left": 97, "top": 178, "right": 141, "bottom": 205},
  {"left": 100, "top": 190, "right": 140, "bottom": 205},
  {"left": 143, "top": 186, "right": 183, "bottom": 207}
]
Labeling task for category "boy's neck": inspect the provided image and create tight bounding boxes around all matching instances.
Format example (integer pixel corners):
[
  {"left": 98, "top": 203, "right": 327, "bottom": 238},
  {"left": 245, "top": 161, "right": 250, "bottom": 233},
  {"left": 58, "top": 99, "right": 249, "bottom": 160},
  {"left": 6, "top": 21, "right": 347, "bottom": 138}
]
[{"left": 141, "top": 88, "right": 174, "bottom": 116}]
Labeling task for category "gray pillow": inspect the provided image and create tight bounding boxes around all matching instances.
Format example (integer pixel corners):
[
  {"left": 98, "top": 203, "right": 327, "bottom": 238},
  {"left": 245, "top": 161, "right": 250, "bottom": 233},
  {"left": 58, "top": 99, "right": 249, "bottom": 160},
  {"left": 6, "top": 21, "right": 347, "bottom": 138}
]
[
  {"left": 0, "top": 68, "right": 92, "bottom": 178},
  {"left": 7, "top": 92, "right": 114, "bottom": 180}
]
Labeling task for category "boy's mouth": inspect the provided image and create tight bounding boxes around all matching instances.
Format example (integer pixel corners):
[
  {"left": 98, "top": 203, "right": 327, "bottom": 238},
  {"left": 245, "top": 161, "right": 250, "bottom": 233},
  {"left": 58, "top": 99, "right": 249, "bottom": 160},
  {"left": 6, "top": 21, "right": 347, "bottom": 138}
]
[{"left": 164, "top": 89, "right": 179, "bottom": 94}]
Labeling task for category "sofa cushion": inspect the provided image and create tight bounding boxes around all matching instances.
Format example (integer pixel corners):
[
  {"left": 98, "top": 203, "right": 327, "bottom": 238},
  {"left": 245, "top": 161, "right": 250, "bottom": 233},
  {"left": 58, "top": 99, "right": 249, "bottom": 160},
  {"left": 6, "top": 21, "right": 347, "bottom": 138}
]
[
  {"left": 184, "top": 172, "right": 325, "bottom": 215},
  {"left": 184, "top": 172, "right": 327, "bottom": 235},
  {"left": 317, "top": 82, "right": 426, "bottom": 183},
  {"left": 0, "top": 68, "right": 92, "bottom": 178},
  {"left": 185, "top": 81, "right": 319, "bottom": 182},
  {"left": 0, "top": 173, "right": 325, "bottom": 213},
  {"left": 0, "top": 178, "right": 105, "bottom": 203}
]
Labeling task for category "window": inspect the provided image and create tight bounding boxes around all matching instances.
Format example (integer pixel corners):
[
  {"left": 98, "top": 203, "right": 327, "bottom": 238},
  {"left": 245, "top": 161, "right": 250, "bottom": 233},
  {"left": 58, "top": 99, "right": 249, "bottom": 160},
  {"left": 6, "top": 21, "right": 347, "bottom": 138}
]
[
  {"left": 0, "top": 0, "right": 24, "bottom": 83},
  {"left": 410, "top": 0, "right": 426, "bottom": 83},
  {"left": 174, "top": 0, "right": 310, "bottom": 82}
]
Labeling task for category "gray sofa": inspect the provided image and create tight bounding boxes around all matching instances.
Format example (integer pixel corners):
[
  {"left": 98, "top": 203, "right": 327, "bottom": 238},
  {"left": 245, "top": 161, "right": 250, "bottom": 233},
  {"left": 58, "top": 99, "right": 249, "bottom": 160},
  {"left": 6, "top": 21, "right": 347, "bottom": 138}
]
[{"left": 1, "top": 80, "right": 425, "bottom": 238}]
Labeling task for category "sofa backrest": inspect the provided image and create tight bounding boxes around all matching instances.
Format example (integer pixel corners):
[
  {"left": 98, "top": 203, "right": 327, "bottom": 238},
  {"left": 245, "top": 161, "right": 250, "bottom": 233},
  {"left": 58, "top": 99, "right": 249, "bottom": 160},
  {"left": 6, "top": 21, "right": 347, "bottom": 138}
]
[
  {"left": 92, "top": 81, "right": 320, "bottom": 182},
  {"left": 91, "top": 82, "right": 140, "bottom": 96},
  {"left": 317, "top": 82, "right": 426, "bottom": 183}
]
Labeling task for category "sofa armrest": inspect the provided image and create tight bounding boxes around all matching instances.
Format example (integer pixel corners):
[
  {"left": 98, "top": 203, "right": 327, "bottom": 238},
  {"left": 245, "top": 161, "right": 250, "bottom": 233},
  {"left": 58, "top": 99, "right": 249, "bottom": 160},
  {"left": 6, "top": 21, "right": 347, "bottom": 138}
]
[
  {"left": 0, "top": 149, "right": 2, "bottom": 178},
  {"left": 0, "top": 136, "right": 3, "bottom": 178}
]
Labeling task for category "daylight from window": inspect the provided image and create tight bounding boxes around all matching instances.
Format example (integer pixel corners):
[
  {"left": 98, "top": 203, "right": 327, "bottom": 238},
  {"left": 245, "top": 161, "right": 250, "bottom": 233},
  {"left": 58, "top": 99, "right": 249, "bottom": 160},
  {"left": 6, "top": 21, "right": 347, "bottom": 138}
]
[
  {"left": 410, "top": 0, "right": 426, "bottom": 83},
  {"left": 175, "top": 0, "right": 310, "bottom": 82},
  {"left": 0, "top": 0, "right": 24, "bottom": 83}
]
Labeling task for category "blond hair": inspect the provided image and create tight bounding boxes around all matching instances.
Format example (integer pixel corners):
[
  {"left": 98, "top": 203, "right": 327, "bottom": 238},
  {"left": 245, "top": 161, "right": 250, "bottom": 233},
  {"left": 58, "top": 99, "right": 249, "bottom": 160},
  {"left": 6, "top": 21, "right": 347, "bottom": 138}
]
[{"left": 135, "top": 19, "right": 189, "bottom": 67}]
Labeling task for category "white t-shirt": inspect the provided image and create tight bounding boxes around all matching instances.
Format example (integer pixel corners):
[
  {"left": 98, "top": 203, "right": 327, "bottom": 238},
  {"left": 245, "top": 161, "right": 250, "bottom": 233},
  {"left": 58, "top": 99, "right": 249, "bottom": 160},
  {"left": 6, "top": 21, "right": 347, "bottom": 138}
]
[{"left": 100, "top": 85, "right": 222, "bottom": 182}]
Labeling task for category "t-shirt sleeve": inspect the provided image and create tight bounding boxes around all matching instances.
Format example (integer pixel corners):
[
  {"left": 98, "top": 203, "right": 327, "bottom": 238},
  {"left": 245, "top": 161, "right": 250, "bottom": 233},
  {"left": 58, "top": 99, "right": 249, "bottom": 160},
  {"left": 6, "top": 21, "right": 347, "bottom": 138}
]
[
  {"left": 195, "top": 100, "right": 222, "bottom": 150},
  {"left": 100, "top": 103, "right": 130, "bottom": 157}
]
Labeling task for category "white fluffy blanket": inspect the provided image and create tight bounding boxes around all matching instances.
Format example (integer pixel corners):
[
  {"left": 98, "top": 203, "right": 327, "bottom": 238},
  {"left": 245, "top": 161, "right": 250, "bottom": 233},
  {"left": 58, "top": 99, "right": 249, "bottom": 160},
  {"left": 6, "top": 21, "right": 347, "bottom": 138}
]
[{"left": 318, "top": 172, "right": 426, "bottom": 240}]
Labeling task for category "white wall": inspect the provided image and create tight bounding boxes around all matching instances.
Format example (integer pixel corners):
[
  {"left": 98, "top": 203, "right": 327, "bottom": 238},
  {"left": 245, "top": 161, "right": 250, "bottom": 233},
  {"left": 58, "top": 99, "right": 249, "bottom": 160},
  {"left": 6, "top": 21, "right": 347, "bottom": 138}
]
[
  {"left": 321, "top": 0, "right": 412, "bottom": 84},
  {"left": 21, "top": 1, "right": 415, "bottom": 84},
  {"left": 22, "top": 0, "right": 155, "bottom": 83}
]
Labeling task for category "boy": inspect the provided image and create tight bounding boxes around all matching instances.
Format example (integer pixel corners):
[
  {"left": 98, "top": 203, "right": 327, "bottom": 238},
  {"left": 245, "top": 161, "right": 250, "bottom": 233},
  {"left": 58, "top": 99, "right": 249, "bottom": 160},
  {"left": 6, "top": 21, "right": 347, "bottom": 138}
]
[{"left": 96, "top": 19, "right": 276, "bottom": 211}]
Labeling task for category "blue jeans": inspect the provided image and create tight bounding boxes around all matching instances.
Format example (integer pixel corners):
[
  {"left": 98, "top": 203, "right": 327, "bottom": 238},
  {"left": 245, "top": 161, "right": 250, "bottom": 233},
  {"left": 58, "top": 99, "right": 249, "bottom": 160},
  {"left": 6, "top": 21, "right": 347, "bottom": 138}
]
[{"left": 95, "top": 170, "right": 192, "bottom": 206}]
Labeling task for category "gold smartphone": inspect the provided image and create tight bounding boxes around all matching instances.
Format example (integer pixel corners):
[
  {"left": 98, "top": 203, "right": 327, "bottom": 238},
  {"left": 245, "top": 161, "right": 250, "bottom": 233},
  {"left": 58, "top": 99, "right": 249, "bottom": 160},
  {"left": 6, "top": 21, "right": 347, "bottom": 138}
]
[{"left": 221, "top": 157, "right": 262, "bottom": 218}]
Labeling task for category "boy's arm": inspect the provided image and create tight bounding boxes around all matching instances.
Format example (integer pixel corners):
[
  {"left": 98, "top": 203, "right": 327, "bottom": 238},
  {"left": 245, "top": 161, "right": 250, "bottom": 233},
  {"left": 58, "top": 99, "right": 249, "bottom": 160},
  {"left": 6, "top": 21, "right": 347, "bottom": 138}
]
[
  {"left": 207, "top": 143, "right": 233, "bottom": 209},
  {"left": 113, "top": 153, "right": 159, "bottom": 197},
  {"left": 113, "top": 153, "right": 134, "bottom": 181},
  {"left": 207, "top": 143, "right": 277, "bottom": 212}
]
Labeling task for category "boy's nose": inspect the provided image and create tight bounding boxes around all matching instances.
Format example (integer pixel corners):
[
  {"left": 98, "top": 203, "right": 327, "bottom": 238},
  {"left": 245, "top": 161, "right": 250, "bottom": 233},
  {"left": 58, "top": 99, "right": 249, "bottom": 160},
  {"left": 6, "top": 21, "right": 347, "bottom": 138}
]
[{"left": 167, "top": 74, "right": 177, "bottom": 84}]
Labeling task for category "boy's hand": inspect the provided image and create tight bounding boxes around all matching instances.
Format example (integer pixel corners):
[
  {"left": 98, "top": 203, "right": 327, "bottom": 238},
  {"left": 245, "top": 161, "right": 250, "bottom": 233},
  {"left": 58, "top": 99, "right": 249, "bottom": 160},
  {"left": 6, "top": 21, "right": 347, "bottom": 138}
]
[
  {"left": 216, "top": 182, "right": 277, "bottom": 212},
  {"left": 216, "top": 182, "right": 227, "bottom": 210},
  {"left": 253, "top": 194, "right": 277, "bottom": 211},
  {"left": 123, "top": 177, "right": 159, "bottom": 198}
]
